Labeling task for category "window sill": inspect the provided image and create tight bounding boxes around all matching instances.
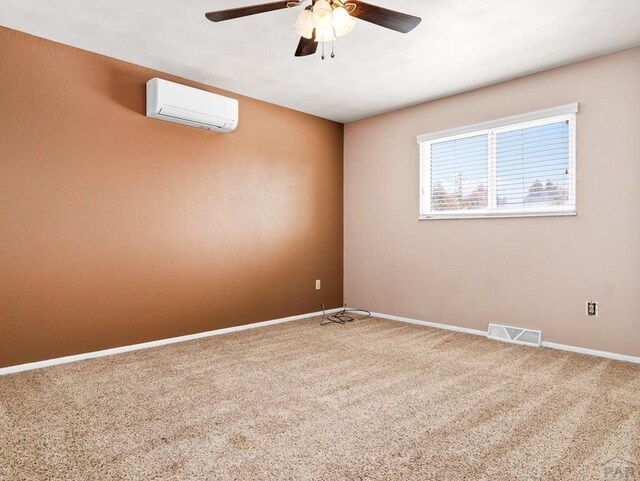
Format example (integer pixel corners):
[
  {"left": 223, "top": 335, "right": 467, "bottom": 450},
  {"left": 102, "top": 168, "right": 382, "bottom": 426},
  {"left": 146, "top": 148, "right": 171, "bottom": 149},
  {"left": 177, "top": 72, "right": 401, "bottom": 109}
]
[{"left": 419, "top": 211, "right": 577, "bottom": 220}]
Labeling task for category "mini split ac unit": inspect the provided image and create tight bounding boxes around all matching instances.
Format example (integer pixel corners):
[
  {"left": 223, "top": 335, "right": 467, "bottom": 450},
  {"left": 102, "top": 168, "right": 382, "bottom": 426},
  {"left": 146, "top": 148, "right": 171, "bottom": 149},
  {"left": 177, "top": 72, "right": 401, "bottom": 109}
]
[{"left": 146, "top": 78, "right": 238, "bottom": 133}]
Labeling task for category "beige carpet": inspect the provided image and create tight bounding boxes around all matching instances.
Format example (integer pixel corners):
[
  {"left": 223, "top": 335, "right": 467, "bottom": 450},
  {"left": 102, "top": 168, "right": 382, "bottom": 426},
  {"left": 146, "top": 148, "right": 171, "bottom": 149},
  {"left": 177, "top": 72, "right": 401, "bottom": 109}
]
[{"left": 1, "top": 316, "right": 639, "bottom": 481}]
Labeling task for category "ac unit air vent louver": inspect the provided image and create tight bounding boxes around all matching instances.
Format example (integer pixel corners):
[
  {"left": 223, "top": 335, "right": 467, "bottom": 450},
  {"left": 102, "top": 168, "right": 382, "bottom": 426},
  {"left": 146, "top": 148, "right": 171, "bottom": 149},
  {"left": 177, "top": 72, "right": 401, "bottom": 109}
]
[{"left": 487, "top": 323, "right": 542, "bottom": 347}]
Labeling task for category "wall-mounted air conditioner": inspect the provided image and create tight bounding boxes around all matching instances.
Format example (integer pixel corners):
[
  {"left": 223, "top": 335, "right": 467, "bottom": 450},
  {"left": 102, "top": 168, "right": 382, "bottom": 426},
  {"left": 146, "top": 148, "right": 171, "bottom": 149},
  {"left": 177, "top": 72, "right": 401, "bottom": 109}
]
[{"left": 146, "top": 78, "right": 238, "bottom": 133}]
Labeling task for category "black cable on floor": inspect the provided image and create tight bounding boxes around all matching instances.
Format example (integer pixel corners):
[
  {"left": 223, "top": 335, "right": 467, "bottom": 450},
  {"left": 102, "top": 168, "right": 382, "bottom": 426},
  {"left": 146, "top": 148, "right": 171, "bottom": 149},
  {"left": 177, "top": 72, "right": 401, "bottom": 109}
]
[{"left": 320, "top": 303, "right": 371, "bottom": 326}]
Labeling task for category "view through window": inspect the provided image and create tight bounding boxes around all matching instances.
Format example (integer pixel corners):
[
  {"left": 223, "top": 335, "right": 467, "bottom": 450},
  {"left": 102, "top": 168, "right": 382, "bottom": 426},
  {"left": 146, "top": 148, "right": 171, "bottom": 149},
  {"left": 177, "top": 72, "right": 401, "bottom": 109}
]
[{"left": 419, "top": 108, "right": 576, "bottom": 219}]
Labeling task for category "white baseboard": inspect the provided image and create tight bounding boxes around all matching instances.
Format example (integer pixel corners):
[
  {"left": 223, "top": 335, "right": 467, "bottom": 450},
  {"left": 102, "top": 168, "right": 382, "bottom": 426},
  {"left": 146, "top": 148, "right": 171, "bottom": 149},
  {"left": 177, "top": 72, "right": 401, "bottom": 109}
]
[
  {"left": 540, "top": 341, "right": 640, "bottom": 364},
  {"left": 0, "top": 308, "right": 341, "bottom": 376},
  {"left": 371, "top": 311, "right": 487, "bottom": 337},
  {"left": 371, "top": 310, "right": 640, "bottom": 364}
]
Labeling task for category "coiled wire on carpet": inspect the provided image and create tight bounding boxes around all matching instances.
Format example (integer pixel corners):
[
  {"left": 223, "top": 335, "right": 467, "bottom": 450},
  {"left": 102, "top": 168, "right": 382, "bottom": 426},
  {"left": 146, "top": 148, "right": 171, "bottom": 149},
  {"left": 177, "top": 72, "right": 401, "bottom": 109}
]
[{"left": 320, "top": 303, "right": 371, "bottom": 326}]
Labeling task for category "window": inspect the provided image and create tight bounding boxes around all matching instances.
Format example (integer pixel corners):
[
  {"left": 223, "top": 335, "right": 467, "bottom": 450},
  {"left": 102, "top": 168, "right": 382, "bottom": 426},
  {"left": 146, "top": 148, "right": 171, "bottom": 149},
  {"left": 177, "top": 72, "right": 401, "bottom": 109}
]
[{"left": 418, "top": 104, "right": 577, "bottom": 219}]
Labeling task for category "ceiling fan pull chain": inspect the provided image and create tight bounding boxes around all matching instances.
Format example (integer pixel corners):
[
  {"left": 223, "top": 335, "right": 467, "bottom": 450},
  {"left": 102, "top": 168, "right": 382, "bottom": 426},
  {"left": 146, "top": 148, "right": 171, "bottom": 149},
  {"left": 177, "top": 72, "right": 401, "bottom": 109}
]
[
  {"left": 321, "top": 39, "right": 325, "bottom": 60},
  {"left": 331, "top": 29, "right": 335, "bottom": 58}
]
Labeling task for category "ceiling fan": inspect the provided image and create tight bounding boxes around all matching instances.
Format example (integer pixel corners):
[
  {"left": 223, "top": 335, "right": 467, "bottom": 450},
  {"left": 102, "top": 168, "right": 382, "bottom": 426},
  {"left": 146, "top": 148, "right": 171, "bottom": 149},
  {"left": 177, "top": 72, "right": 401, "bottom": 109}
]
[{"left": 205, "top": 0, "right": 421, "bottom": 58}]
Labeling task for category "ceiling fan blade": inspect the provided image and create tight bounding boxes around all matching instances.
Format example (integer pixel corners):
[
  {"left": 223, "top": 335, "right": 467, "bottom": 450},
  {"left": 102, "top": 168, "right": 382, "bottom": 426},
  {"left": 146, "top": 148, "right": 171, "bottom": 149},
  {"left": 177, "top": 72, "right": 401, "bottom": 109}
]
[
  {"left": 294, "top": 33, "right": 318, "bottom": 57},
  {"left": 206, "top": 1, "right": 297, "bottom": 22},
  {"left": 346, "top": 1, "right": 421, "bottom": 33}
]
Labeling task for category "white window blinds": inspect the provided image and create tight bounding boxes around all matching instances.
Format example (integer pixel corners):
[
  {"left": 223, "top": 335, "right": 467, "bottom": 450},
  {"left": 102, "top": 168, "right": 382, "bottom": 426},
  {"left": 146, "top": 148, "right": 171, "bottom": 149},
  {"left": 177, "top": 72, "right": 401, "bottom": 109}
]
[{"left": 418, "top": 104, "right": 577, "bottom": 219}]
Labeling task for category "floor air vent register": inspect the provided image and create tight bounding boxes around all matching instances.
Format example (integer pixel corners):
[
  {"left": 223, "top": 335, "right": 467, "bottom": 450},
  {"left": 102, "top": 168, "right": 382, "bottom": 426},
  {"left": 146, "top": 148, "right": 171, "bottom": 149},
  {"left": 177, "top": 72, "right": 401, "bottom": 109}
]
[{"left": 487, "top": 324, "right": 542, "bottom": 347}]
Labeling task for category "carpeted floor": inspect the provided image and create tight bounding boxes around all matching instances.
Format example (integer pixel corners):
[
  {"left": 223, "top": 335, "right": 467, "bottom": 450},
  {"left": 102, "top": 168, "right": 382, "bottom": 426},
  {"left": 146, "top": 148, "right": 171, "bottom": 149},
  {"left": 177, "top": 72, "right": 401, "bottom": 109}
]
[{"left": 1, "top": 316, "right": 639, "bottom": 481}]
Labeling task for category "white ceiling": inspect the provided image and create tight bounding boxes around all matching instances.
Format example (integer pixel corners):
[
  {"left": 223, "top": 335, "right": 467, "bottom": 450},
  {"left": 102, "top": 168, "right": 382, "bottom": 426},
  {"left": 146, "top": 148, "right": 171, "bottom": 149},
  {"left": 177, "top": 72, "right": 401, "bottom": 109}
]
[{"left": 1, "top": 0, "right": 639, "bottom": 122}]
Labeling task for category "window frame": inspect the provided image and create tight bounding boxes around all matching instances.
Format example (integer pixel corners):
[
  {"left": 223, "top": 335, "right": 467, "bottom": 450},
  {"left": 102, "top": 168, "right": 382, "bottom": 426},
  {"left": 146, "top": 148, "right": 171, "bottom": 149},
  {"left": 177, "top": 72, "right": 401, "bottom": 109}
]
[{"left": 418, "top": 103, "right": 578, "bottom": 220}]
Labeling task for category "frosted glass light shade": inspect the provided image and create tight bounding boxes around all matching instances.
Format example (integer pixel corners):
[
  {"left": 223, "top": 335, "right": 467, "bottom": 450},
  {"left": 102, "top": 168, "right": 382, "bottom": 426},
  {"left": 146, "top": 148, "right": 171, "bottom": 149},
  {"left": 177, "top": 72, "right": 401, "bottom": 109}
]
[
  {"left": 314, "top": 26, "right": 335, "bottom": 42},
  {"left": 313, "top": 0, "right": 331, "bottom": 13},
  {"left": 294, "top": 9, "right": 314, "bottom": 39},
  {"left": 331, "top": 7, "right": 355, "bottom": 37},
  {"left": 313, "top": 0, "right": 333, "bottom": 30}
]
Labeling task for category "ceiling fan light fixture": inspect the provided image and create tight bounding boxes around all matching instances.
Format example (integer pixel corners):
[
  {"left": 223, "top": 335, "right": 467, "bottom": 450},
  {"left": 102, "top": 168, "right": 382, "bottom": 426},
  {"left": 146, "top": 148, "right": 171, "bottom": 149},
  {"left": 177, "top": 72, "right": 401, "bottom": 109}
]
[
  {"left": 294, "top": 9, "right": 314, "bottom": 38},
  {"left": 331, "top": 6, "right": 355, "bottom": 37}
]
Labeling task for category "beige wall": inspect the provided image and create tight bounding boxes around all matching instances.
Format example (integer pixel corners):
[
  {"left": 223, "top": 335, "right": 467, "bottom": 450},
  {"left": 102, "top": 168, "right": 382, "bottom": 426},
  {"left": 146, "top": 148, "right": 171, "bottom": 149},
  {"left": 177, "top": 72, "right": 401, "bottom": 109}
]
[
  {"left": 345, "top": 47, "right": 640, "bottom": 357},
  {"left": 0, "top": 27, "right": 343, "bottom": 368}
]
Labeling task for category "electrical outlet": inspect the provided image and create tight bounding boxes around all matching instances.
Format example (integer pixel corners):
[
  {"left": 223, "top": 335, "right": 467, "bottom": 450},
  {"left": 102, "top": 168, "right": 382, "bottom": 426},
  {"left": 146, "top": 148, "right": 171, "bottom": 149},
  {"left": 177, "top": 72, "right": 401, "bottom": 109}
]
[
  {"left": 586, "top": 301, "right": 598, "bottom": 317},
  {"left": 315, "top": 279, "right": 321, "bottom": 290}
]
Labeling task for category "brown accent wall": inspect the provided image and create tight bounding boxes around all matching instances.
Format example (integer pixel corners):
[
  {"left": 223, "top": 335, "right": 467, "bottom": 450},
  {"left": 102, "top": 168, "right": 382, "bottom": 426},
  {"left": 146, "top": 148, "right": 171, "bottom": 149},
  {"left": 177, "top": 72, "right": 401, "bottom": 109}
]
[
  {"left": 0, "top": 27, "right": 343, "bottom": 368},
  {"left": 345, "top": 47, "right": 640, "bottom": 357}
]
